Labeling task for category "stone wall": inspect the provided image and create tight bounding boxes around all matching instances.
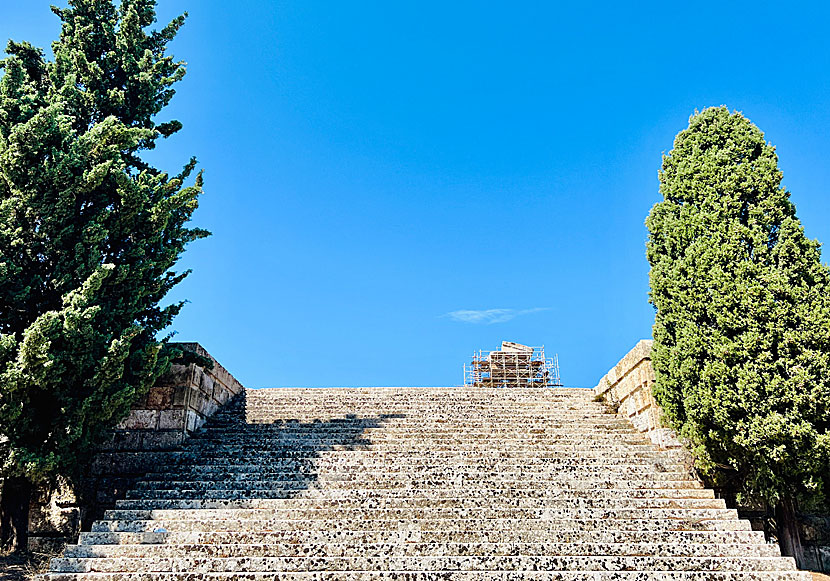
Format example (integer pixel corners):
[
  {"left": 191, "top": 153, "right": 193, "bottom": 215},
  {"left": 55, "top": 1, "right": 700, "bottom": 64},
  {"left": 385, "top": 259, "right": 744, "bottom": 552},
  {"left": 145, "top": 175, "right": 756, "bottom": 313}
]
[
  {"left": 27, "top": 343, "right": 243, "bottom": 552},
  {"left": 592, "top": 339, "right": 680, "bottom": 449}
]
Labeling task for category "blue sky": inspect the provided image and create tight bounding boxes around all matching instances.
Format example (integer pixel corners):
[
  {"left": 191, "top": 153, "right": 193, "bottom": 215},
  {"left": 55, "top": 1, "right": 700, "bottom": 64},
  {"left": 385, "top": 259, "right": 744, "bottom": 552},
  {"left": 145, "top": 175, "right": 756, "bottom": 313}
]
[{"left": 3, "top": 1, "right": 830, "bottom": 388}]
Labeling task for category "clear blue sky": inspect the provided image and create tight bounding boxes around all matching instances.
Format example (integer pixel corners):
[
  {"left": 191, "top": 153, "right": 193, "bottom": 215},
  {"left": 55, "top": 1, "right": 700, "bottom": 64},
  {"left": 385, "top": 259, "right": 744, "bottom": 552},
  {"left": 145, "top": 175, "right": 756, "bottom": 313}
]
[{"left": 3, "top": 1, "right": 830, "bottom": 388}]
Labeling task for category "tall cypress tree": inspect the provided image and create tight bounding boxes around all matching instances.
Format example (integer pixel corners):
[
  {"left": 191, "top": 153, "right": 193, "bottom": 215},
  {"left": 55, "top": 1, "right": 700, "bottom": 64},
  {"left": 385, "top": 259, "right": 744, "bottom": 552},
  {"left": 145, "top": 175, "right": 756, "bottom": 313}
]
[
  {"left": 0, "top": 0, "right": 207, "bottom": 551},
  {"left": 646, "top": 106, "right": 830, "bottom": 565}
]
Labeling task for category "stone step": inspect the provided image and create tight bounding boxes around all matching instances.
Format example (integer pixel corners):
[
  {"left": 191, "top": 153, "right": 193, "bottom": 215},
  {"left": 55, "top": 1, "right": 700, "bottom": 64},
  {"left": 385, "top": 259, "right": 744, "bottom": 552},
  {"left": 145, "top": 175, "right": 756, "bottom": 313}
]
[
  {"left": 237, "top": 394, "right": 594, "bottom": 403},
  {"left": 90, "top": 517, "right": 751, "bottom": 534},
  {"left": 97, "top": 507, "right": 740, "bottom": 521},
  {"left": 144, "top": 454, "right": 690, "bottom": 467},
  {"left": 41, "top": 571, "right": 813, "bottom": 581},
  {"left": 112, "top": 490, "right": 726, "bottom": 508},
  {"left": 232, "top": 414, "right": 621, "bottom": 421},
  {"left": 186, "top": 435, "right": 664, "bottom": 445},
  {"left": 244, "top": 391, "right": 591, "bottom": 396},
  {"left": 129, "top": 483, "right": 715, "bottom": 499},
  {"left": 109, "top": 496, "right": 727, "bottom": 510},
  {"left": 222, "top": 422, "right": 627, "bottom": 429},
  {"left": 173, "top": 450, "right": 682, "bottom": 462},
  {"left": 133, "top": 456, "right": 690, "bottom": 473},
  {"left": 181, "top": 439, "right": 662, "bottom": 450},
  {"left": 135, "top": 461, "right": 691, "bottom": 480},
  {"left": 185, "top": 443, "right": 682, "bottom": 457},
  {"left": 62, "top": 541, "right": 781, "bottom": 559},
  {"left": 202, "top": 422, "right": 639, "bottom": 430},
  {"left": 49, "top": 555, "right": 797, "bottom": 573},
  {"left": 77, "top": 528, "right": 769, "bottom": 547},
  {"left": 137, "top": 462, "right": 689, "bottom": 475},
  {"left": 138, "top": 474, "right": 704, "bottom": 489}
]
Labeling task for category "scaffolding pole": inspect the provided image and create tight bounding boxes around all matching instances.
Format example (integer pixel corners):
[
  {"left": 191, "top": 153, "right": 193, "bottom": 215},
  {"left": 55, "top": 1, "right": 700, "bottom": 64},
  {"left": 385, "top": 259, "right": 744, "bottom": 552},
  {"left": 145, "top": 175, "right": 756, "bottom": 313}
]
[{"left": 463, "top": 341, "right": 562, "bottom": 388}]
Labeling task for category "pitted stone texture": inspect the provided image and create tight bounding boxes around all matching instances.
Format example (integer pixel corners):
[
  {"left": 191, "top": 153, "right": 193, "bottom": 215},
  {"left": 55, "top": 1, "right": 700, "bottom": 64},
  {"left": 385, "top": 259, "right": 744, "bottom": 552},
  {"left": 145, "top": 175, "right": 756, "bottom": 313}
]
[{"left": 44, "top": 387, "right": 809, "bottom": 579}]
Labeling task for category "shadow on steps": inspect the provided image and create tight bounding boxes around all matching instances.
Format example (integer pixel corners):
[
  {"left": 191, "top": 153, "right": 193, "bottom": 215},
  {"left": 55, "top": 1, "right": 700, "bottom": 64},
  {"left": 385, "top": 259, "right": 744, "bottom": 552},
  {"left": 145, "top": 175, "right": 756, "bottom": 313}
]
[{"left": 101, "top": 389, "right": 407, "bottom": 518}]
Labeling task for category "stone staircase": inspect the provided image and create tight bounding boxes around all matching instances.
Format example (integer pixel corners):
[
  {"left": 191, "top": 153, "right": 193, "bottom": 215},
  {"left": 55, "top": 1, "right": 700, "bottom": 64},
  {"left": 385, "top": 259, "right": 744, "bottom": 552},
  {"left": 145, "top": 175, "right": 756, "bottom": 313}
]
[{"left": 44, "top": 387, "right": 809, "bottom": 580}]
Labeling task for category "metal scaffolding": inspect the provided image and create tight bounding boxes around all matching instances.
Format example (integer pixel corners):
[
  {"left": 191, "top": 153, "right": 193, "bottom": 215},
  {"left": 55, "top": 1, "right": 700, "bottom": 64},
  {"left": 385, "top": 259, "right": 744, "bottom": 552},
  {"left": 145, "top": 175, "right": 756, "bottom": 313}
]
[{"left": 464, "top": 341, "right": 562, "bottom": 388}]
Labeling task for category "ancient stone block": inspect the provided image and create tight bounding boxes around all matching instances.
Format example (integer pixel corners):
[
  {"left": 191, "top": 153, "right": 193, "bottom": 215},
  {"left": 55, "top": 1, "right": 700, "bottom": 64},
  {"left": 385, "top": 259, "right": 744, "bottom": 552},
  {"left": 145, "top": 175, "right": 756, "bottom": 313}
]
[
  {"left": 158, "top": 409, "right": 185, "bottom": 430},
  {"left": 115, "top": 409, "right": 158, "bottom": 430},
  {"left": 156, "top": 363, "right": 193, "bottom": 388},
  {"left": 200, "top": 371, "right": 216, "bottom": 398},
  {"left": 146, "top": 386, "right": 174, "bottom": 409},
  {"left": 172, "top": 385, "right": 189, "bottom": 407}
]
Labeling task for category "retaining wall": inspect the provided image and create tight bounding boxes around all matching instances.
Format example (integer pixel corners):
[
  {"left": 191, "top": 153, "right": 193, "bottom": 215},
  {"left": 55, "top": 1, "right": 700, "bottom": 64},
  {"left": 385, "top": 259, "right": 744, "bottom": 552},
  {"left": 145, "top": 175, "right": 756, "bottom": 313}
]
[{"left": 592, "top": 339, "right": 680, "bottom": 449}]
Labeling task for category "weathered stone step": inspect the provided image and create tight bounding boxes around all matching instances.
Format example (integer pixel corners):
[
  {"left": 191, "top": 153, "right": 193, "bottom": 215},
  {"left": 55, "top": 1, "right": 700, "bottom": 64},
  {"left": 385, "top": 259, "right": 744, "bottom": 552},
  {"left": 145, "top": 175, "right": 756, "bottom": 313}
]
[
  {"left": 211, "top": 414, "right": 630, "bottom": 429},
  {"left": 40, "top": 571, "right": 813, "bottom": 581},
  {"left": 90, "top": 516, "right": 750, "bottom": 534},
  {"left": 146, "top": 455, "right": 690, "bottom": 468},
  {"left": 134, "top": 455, "right": 689, "bottom": 473},
  {"left": 145, "top": 459, "right": 687, "bottom": 472},
  {"left": 186, "top": 437, "right": 662, "bottom": 448},
  {"left": 185, "top": 442, "right": 681, "bottom": 457},
  {"left": 183, "top": 438, "right": 659, "bottom": 449},
  {"left": 138, "top": 474, "right": 704, "bottom": 489},
  {"left": 203, "top": 422, "right": 638, "bottom": 430},
  {"left": 77, "top": 527, "right": 768, "bottom": 547},
  {"left": 170, "top": 450, "right": 683, "bottom": 462},
  {"left": 41, "top": 571, "right": 814, "bottom": 581},
  {"left": 63, "top": 541, "right": 781, "bottom": 558},
  {"left": 245, "top": 392, "right": 591, "bottom": 397},
  {"left": 97, "top": 506, "right": 740, "bottom": 521},
  {"left": 110, "top": 496, "right": 726, "bottom": 510},
  {"left": 134, "top": 468, "right": 696, "bottom": 482},
  {"left": 49, "top": 555, "right": 796, "bottom": 574},
  {"left": 238, "top": 391, "right": 593, "bottom": 401},
  {"left": 130, "top": 483, "right": 714, "bottom": 499}
]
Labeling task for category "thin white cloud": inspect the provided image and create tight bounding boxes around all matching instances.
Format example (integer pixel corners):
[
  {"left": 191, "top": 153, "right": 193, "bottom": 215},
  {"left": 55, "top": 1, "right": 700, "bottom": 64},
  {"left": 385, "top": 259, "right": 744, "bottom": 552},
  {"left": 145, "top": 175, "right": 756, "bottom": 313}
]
[{"left": 445, "top": 307, "right": 549, "bottom": 324}]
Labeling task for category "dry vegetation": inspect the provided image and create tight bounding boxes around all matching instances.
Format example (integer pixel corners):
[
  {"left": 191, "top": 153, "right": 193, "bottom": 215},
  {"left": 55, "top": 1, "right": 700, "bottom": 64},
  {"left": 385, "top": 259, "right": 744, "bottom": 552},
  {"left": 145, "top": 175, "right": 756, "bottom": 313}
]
[{"left": 0, "top": 549, "right": 59, "bottom": 581}]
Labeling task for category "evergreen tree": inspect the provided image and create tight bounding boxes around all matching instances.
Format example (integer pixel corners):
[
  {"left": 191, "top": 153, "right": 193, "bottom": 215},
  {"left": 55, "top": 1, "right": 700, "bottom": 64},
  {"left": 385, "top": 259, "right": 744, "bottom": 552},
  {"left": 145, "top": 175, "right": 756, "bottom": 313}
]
[
  {"left": 646, "top": 106, "right": 830, "bottom": 565},
  {"left": 0, "top": 0, "right": 207, "bottom": 551}
]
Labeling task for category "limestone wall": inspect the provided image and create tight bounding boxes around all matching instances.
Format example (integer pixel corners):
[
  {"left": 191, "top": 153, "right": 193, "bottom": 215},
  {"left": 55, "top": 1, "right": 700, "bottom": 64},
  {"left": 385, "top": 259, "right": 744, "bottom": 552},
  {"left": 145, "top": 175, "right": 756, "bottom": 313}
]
[
  {"left": 27, "top": 343, "right": 243, "bottom": 551},
  {"left": 592, "top": 339, "right": 680, "bottom": 449}
]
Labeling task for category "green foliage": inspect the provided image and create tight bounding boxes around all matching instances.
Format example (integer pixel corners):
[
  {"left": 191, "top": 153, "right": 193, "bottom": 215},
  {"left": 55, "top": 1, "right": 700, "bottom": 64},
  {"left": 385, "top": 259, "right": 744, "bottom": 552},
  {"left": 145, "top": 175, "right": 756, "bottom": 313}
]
[
  {"left": 646, "top": 107, "right": 830, "bottom": 506},
  {"left": 0, "top": 0, "right": 207, "bottom": 485}
]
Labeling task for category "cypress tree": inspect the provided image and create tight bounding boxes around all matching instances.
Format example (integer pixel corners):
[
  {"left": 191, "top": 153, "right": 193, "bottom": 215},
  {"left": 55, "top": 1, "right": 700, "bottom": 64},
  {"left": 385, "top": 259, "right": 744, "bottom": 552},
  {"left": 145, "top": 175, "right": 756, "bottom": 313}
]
[
  {"left": 646, "top": 106, "right": 830, "bottom": 565},
  {"left": 0, "top": 0, "right": 207, "bottom": 551}
]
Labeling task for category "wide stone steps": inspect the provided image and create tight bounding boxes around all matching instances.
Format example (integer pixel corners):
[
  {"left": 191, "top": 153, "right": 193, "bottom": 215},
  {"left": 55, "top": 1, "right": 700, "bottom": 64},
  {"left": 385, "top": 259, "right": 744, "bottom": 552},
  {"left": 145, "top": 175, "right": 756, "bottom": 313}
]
[
  {"left": 63, "top": 542, "right": 781, "bottom": 559},
  {"left": 133, "top": 458, "right": 691, "bottom": 475},
  {"left": 77, "top": 529, "right": 770, "bottom": 546},
  {"left": 116, "top": 495, "right": 722, "bottom": 509},
  {"left": 128, "top": 484, "right": 714, "bottom": 498},
  {"left": 42, "top": 572, "right": 813, "bottom": 581},
  {"left": 52, "top": 555, "right": 802, "bottom": 574},
  {"left": 128, "top": 465, "right": 690, "bottom": 479},
  {"left": 45, "top": 387, "right": 805, "bottom": 579},
  {"left": 136, "top": 474, "right": 705, "bottom": 490},
  {"left": 127, "top": 488, "right": 720, "bottom": 506},
  {"left": 89, "top": 517, "right": 752, "bottom": 534},
  {"left": 183, "top": 444, "right": 683, "bottom": 458},
  {"left": 103, "top": 506, "right": 737, "bottom": 521}
]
